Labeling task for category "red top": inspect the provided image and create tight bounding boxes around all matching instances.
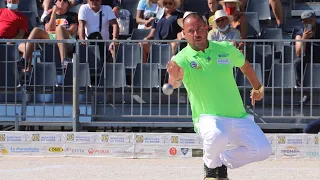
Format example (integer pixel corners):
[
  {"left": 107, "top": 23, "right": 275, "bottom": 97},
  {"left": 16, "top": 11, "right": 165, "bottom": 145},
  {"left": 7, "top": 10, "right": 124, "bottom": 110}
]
[{"left": 0, "top": 8, "right": 28, "bottom": 38}]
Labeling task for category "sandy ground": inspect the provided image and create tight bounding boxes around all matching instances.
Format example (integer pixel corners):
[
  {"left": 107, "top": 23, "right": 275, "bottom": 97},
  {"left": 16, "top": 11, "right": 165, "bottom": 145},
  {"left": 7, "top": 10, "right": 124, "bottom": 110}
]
[{"left": 0, "top": 157, "right": 319, "bottom": 180}]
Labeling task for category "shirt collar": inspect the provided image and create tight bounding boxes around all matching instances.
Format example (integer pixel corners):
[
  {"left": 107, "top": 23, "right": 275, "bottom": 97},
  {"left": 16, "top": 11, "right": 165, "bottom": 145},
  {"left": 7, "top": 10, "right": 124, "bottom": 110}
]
[{"left": 185, "top": 40, "right": 214, "bottom": 57}]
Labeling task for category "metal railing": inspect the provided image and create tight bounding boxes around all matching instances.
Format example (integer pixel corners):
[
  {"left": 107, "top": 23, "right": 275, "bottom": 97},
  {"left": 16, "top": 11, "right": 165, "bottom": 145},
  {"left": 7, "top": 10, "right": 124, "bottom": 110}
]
[{"left": 0, "top": 39, "right": 319, "bottom": 131}]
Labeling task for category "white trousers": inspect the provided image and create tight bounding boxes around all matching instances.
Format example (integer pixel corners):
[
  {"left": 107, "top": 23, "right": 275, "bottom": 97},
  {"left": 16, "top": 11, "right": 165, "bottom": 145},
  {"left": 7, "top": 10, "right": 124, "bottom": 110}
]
[{"left": 197, "top": 114, "right": 272, "bottom": 169}]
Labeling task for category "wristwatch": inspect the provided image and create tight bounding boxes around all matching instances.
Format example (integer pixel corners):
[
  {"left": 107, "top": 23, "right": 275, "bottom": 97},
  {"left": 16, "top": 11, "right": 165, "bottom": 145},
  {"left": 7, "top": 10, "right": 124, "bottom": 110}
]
[{"left": 252, "top": 85, "right": 264, "bottom": 93}]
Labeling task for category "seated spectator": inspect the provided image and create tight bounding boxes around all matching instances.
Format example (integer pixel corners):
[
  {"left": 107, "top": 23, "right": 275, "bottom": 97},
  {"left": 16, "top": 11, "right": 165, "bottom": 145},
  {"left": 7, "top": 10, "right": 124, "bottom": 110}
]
[
  {"left": 78, "top": 0, "right": 119, "bottom": 60},
  {"left": 18, "top": 0, "right": 78, "bottom": 72},
  {"left": 41, "top": 0, "right": 121, "bottom": 22},
  {"left": 219, "top": 0, "right": 247, "bottom": 51},
  {"left": 0, "top": 0, "right": 28, "bottom": 41},
  {"left": 239, "top": 0, "right": 283, "bottom": 28},
  {"left": 202, "top": 0, "right": 219, "bottom": 29},
  {"left": 208, "top": 10, "right": 240, "bottom": 47},
  {"left": 136, "top": 0, "right": 160, "bottom": 29},
  {"left": 142, "top": 0, "right": 183, "bottom": 62},
  {"left": 294, "top": 10, "right": 320, "bottom": 87}
]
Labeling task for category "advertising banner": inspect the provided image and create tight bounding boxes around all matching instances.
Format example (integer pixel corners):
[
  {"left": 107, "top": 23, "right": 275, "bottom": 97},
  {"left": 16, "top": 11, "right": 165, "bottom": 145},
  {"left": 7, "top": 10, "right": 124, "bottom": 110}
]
[
  {"left": 99, "top": 133, "right": 134, "bottom": 144},
  {"left": 134, "top": 145, "right": 169, "bottom": 158},
  {"left": 134, "top": 133, "right": 170, "bottom": 145},
  {"left": 29, "top": 132, "right": 65, "bottom": 143},
  {"left": 169, "top": 133, "right": 202, "bottom": 146},
  {"left": 0, "top": 132, "right": 30, "bottom": 143},
  {"left": 0, "top": 143, "right": 65, "bottom": 156},
  {"left": 65, "top": 132, "right": 99, "bottom": 143}
]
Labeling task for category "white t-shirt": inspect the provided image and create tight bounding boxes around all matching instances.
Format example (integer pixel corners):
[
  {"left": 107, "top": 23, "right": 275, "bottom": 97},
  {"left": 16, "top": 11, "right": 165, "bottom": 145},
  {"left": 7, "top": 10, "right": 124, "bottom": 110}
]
[
  {"left": 208, "top": 27, "right": 240, "bottom": 41},
  {"left": 78, "top": 4, "right": 116, "bottom": 40}
]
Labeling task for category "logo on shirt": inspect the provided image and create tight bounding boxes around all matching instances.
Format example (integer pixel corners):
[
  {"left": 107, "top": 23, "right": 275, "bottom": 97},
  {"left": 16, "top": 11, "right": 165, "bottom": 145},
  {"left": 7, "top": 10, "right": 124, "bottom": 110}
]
[
  {"left": 217, "top": 59, "right": 230, "bottom": 64},
  {"left": 56, "top": 18, "right": 69, "bottom": 28},
  {"left": 218, "top": 53, "right": 229, "bottom": 58},
  {"left": 190, "top": 61, "right": 201, "bottom": 70}
]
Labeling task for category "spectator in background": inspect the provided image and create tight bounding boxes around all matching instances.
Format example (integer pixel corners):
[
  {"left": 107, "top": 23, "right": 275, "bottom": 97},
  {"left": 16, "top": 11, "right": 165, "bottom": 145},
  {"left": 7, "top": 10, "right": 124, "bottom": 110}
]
[
  {"left": 78, "top": 0, "right": 119, "bottom": 59},
  {"left": 40, "top": 0, "right": 121, "bottom": 22},
  {"left": 142, "top": 0, "right": 183, "bottom": 62},
  {"left": 0, "top": 0, "right": 28, "bottom": 41},
  {"left": 294, "top": 10, "right": 320, "bottom": 88},
  {"left": 304, "top": 119, "right": 320, "bottom": 134},
  {"left": 18, "top": 0, "right": 78, "bottom": 71},
  {"left": 219, "top": 0, "right": 247, "bottom": 51},
  {"left": 239, "top": 0, "right": 283, "bottom": 28},
  {"left": 136, "top": 0, "right": 160, "bottom": 29},
  {"left": 202, "top": 0, "right": 219, "bottom": 29},
  {"left": 208, "top": 10, "right": 240, "bottom": 47}
]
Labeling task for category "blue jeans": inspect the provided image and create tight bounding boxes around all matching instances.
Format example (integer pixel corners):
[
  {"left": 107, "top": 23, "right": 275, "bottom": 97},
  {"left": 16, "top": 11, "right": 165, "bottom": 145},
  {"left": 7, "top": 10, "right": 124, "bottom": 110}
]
[{"left": 303, "top": 119, "right": 320, "bottom": 134}]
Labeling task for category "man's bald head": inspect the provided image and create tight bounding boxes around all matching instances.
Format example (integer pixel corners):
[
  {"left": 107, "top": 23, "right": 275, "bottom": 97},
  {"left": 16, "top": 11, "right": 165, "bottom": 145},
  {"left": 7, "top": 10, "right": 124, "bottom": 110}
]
[{"left": 183, "top": 13, "right": 206, "bottom": 28}]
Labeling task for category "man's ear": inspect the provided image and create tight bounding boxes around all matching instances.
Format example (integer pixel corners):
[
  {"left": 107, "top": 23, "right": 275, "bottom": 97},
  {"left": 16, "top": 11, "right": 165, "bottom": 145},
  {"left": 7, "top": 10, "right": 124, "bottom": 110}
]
[{"left": 181, "top": 31, "right": 185, "bottom": 37}]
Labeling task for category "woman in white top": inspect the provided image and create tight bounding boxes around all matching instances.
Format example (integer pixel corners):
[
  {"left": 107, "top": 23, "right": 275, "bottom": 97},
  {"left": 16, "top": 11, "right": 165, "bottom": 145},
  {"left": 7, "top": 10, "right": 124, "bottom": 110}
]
[{"left": 136, "top": 0, "right": 160, "bottom": 29}]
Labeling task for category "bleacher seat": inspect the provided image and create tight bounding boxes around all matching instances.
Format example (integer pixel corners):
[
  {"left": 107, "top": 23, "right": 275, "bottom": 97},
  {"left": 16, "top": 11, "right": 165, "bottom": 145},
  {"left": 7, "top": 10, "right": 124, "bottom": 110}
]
[
  {"left": 236, "top": 63, "right": 263, "bottom": 87},
  {"left": 79, "top": 44, "right": 101, "bottom": 70},
  {"left": 40, "top": 44, "right": 61, "bottom": 68},
  {"left": 18, "top": 0, "right": 38, "bottom": 18},
  {"left": 63, "top": 63, "right": 91, "bottom": 88},
  {"left": 29, "top": 63, "right": 57, "bottom": 87},
  {"left": 99, "top": 63, "right": 127, "bottom": 88},
  {"left": 244, "top": 12, "right": 261, "bottom": 38},
  {"left": 259, "top": 28, "right": 283, "bottom": 53},
  {"left": 246, "top": 0, "right": 271, "bottom": 20},
  {"left": 304, "top": 63, "right": 320, "bottom": 88},
  {"left": 121, "top": 0, "right": 140, "bottom": 33},
  {"left": 149, "top": 44, "right": 172, "bottom": 69},
  {"left": 21, "top": 11, "right": 37, "bottom": 35},
  {"left": 132, "top": 63, "right": 160, "bottom": 88},
  {"left": 270, "top": 63, "right": 296, "bottom": 88},
  {"left": 251, "top": 45, "right": 274, "bottom": 71},
  {"left": 184, "top": 0, "right": 209, "bottom": 15},
  {"left": 0, "top": 44, "right": 18, "bottom": 62},
  {"left": 130, "top": 29, "right": 151, "bottom": 40},
  {"left": 0, "top": 62, "right": 20, "bottom": 88},
  {"left": 283, "top": 45, "right": 297, "bottom": 63},
  {"left": 116, "top": 43, "right": 142, "bottom": 68}
]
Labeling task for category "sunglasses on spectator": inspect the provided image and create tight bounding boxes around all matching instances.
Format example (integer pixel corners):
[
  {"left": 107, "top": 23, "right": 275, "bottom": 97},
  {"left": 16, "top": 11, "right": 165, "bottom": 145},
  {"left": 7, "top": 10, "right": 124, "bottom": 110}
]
[
  {"left": 216, "top": 18, "right": 226, "bottom": 23},
  {"left": 163, "top": 2, "right": 173, "bottom": 6}
]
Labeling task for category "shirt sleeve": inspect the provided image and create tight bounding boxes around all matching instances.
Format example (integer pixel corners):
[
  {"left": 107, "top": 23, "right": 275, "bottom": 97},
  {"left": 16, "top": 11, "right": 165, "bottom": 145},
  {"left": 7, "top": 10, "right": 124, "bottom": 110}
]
[
  {"left": 68, "top": 12, "right": 79, "bottom": 25},
  {"left": 137, "top": 0, "right": 146, "bottom": 10},
  {"left": 78, "top": 5, "right": 87, "bottom": 21},
  {"left": 105, "top": 6, "right": 116, "bottom": 20},
  {"left": 228, "top": 42, "right": 245, "bottom": 67},
  {"left": 295, "top": 28, "right": 303, "bottom": 37}
]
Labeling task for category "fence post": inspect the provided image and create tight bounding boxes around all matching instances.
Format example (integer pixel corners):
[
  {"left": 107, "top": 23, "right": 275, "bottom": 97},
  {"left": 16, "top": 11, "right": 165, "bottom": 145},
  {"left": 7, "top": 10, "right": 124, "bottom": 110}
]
[{"left": 72, "top": 47, "right": 80, "bottom": 131}]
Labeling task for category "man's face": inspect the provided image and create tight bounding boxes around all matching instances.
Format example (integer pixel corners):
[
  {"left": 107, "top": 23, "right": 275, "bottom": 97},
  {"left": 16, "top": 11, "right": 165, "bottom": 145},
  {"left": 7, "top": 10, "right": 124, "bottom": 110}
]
[
  {"left": 302, "top": 17, "right": 316, "bottom": 29},
  {"left": 55, "top": 0, "right": 69, "bottom": 10},
  {"left": 216, "top": 16, "right": 229, "bottom": 30},
  {"left": 7, "top": 0, "right": 19, "bottom": 4},
  {"left": 88, "top": 0, "right": 102, "bottom": 10},
  {"left": 207, "top": 0, "right": 218, "bottom": 13},
  {"left": 162, "top": 0, "right": 175, "bottom": 12},
  {"left": 183, "top": 16, "right": 208, "bottom": 50}
]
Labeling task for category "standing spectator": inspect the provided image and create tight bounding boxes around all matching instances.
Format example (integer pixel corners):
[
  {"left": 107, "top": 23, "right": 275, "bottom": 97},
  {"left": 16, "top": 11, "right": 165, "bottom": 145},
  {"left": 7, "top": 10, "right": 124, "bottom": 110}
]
[
  {"left": 238, "top": 0, "right": 284, "bottom": 28},
  {"left": 208, "top": 10, "right": 240, "bottom": 47},
  {"left": 142, "top": 0, "right": 183, "bottom": 62},
  {"left": 294, "top": 10, "right": 320, "bottom": 87},
  {"left": 0, "top": 0, "right": 28, "bottom": 41},
  {"left": 18, "top": 0, "right": 78, "bottom": 71},
  {"left": 78, "top": 0, "right": 119, "bottom": 59},
  {"left": 202, "top": 0, "right": 219, "bottom": 28},
  {"left": 136, "top": 0, "right": 160, "bottom": 29}
]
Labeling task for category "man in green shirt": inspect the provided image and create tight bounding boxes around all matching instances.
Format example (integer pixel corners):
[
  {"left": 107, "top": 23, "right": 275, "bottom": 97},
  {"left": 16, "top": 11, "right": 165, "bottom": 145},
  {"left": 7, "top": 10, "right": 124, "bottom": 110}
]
[{"left": 166, "top": 12, "right": 272, "bottom": 180}]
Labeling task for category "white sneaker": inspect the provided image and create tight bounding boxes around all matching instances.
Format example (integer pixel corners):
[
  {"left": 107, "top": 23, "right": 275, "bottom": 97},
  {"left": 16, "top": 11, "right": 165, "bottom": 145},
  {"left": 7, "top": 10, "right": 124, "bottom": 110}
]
[{"left": 40, "top": 11, "right": 49, "bottom": 22}]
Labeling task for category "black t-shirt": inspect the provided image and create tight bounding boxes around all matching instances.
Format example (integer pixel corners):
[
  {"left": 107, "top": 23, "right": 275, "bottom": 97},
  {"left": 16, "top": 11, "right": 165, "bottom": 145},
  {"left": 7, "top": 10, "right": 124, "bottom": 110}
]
[
  {"left": 152, "top": 11, "right": 183, "bottom": 40},
  {"left": 297, "top": 23, "right": 320, "bottom": 61},
  {"left": 43, "top": 12, "right": 78, "bottom": 29}
]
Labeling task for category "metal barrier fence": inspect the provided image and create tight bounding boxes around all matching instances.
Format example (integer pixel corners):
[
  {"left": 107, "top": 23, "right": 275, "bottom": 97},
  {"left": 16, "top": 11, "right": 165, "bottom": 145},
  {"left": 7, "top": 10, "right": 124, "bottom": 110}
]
[{"left": 0, "top": 39, "right": 319, "bottom": 131}]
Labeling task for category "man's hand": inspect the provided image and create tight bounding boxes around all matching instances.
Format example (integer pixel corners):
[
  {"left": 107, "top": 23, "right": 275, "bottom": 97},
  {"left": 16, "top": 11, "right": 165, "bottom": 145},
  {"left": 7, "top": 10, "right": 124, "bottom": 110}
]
[
  {"left": 145, "top": 18, "right": 155, "bottom": 27},
  {"left": 166, "top": 60, "right": 184, "bottom": 81},
  {"left": 250, "top": 90, "right": 264, "bottom": 106},
  {"left": 112, "top": 7, "right": 120, "bottom": 17},
  {"left": 302, "top": 29, "right": 314, "bottom": 39}
]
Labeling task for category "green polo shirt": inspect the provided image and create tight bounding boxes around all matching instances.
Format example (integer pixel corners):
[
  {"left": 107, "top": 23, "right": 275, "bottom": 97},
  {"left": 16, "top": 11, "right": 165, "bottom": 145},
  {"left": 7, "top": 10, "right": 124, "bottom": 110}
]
[{"left": 173, "top": 40, "right": 248, "bottom": 132}]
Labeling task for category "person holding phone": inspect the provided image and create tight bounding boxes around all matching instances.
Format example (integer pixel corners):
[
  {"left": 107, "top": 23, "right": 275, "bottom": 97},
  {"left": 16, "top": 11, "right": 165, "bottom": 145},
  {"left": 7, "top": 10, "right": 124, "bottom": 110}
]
[{"left": 294, "top": 11, "right": 320, "bottom": 89}]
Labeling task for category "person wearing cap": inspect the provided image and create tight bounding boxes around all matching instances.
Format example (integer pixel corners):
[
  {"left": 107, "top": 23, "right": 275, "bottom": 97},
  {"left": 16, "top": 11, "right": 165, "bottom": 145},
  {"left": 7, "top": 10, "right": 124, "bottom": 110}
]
[
  {"left": 238, "top": 0, "right": 283, "bottom": 28},
  {"left": 0, "top": 0, "right": 28, "bottom": 40},
  {"left": 18, "top": 0, "right": 78, "bottom": 72},
  {"left": 142, "top": 0, "right": 183, "bottom": 62},
  {"left": 166, "top": 13, "right": 271, "bottom": 180},
  {"left": 219, "top": 0, "right": 246, "bottom": 51},
  {"left": 208, "top": 10, "right": 240, "bottom": 47},
  {"left": 294, "top": 11, "right": 320, "bottom": 98}
]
